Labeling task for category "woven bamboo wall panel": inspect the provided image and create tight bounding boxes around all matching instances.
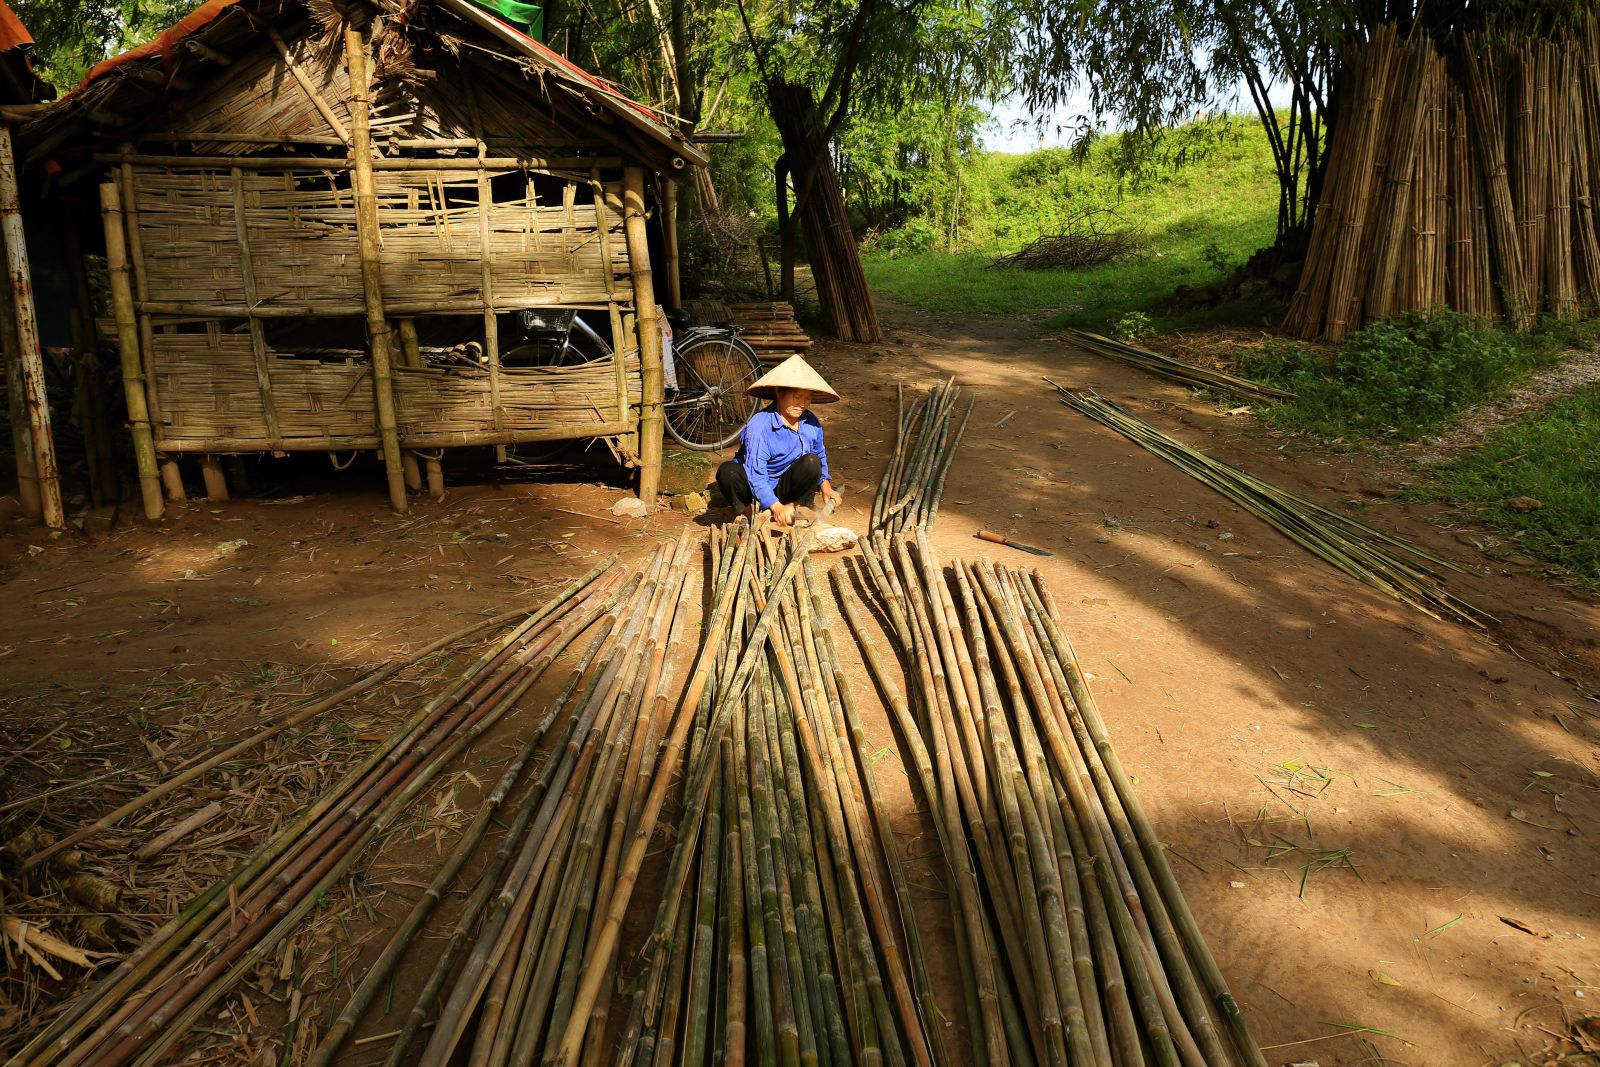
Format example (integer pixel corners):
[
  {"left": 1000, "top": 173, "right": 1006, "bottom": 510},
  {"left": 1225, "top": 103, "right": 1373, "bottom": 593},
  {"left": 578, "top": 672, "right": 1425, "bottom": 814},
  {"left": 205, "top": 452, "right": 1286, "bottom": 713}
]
[
  {"left": 169, "top": 36, "right": 356, "bottom": 150},
  {"left": 131, "top": 167, "right": 631, "bottom": 315},
  {"left": 150, "top": 334, "right": 271, "bottom": 439},
  {"left": 133, "top": 168, "right": 361, "bottom": 312},
  {"left": 392, "top": 351, "right": 642, "bottom": 436},
  {"left": 149, "top": 331, "right": 641, "bottom": 444},
  {"left": 370, "top": 172, "right": 632, "bottom": 309}
]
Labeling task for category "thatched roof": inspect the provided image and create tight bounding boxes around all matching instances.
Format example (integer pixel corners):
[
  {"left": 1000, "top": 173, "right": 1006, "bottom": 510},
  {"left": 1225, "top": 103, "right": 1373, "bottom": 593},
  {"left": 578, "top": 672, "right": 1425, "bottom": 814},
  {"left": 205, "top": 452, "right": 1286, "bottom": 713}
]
[{"left": 20, "top": 0, "right": 706, "bottom": 176}]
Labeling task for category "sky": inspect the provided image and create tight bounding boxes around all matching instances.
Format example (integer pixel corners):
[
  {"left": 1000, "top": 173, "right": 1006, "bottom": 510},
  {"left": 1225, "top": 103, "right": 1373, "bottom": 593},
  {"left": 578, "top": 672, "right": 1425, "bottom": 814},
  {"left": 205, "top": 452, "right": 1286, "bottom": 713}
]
[{"left": 981, "top": 79, "right": 1295, "bottom": 153}]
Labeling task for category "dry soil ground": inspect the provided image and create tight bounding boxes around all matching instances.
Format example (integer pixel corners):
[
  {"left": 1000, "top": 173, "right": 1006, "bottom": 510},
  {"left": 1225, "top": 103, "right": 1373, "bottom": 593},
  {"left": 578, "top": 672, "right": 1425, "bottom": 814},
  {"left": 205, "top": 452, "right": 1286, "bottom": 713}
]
[{"left": 2, "top": 300, "right": 1598, "bottom": 1066}]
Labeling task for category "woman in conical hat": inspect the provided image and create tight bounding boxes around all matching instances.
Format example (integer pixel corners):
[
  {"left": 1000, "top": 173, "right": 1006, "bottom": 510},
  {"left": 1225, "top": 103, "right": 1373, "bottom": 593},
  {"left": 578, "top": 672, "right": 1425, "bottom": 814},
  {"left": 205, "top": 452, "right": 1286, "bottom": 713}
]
[{"left": 715, "top": 355, "right": 842, "bottom": 526}]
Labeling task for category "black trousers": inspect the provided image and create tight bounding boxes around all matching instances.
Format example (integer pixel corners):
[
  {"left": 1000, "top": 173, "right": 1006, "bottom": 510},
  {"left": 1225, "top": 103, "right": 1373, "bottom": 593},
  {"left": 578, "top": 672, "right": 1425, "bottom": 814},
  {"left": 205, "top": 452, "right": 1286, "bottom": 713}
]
[{"left": 716, "top": 453, "right": 821, "bottom": 510}]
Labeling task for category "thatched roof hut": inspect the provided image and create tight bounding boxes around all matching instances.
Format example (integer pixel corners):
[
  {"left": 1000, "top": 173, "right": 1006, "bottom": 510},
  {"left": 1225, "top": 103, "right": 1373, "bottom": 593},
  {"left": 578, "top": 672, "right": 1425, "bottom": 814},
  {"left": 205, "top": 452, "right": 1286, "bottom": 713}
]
[{"left": 18, "top": 0, "right": 705, "bottom": 517}]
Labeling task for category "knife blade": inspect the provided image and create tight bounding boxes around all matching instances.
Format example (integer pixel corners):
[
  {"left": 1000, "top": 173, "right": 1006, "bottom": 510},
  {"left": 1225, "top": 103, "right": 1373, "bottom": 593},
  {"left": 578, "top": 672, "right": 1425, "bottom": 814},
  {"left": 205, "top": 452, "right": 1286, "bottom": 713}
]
[{"left": 977, "top": 530, "right": 1052, "bottom": 557}]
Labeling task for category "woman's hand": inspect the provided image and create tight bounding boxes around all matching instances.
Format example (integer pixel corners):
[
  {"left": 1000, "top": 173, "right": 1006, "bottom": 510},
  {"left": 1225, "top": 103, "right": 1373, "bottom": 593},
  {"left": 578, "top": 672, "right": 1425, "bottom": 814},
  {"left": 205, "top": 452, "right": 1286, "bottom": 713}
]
[
  {"left": 769, "top": 501, "right": 797, "bottom": 526},
  {"left": 820, "top": 481, "right": 842, "bottom": 508}
]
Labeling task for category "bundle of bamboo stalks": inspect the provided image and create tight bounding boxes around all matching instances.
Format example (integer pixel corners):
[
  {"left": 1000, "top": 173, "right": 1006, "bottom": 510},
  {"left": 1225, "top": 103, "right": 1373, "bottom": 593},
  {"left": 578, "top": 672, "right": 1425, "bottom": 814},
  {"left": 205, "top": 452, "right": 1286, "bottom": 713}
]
[
  {"left": 9, "top": 556, "right": 631, "bottom": 1067},
  {"left": 844, "top": 531, "right": 1268, "bottom": 1067},
  {"left": 602, "top": 519, "right": 950, "bottom": 1067},
  {"left": 1049, "top": 382, "right": 1490, "bottom": 627},
  {"left": 870, "top": 377, "right": 974, "bottom": 535},
  {"left": 729, "top": 300, "right": 813, "bottom": 367},
  {"left": 1062, "top": 329, "right": 1294, "bottom": 404},
  {"left": 315, "top": 534, "right": 699, "bottom": 1067},
  {"left": 1284, "top": 18, "right": 1600, "bottom": 340}
]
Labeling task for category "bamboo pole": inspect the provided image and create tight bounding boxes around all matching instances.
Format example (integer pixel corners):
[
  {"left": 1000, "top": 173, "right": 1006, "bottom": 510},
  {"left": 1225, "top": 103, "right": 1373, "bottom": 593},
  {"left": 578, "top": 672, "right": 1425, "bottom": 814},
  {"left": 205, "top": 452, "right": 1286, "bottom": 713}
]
[
  {"left": 229, "top": 167, "right": 280, "bottom": 440},
  {"left": 200, "top": 455, "right": 228, "bottom": 501},
  {"left": 343, "top": 24, "right": 408, "bottom": 513},
  {"left": 623, "top": 166, "right": 664, "bottom": 506},
  {"left": 0, "top": 125, "right": 61, "bottom": 527},
  {"left": 662, "top": 177, "right": 683, "bottom": 308},
  {"left": 0, "top": 233, "right": 39, "bottom": 519},
  {"left": 97, "top": 181, "right": 163, "bottom": 521}
]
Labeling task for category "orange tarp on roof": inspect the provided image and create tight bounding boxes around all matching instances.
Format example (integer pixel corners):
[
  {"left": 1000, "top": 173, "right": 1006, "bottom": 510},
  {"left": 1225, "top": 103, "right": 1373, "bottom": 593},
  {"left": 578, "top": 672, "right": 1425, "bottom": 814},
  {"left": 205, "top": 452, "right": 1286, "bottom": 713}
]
[{"left": 0, "top": 0, "right": 35, "bottom": 53}]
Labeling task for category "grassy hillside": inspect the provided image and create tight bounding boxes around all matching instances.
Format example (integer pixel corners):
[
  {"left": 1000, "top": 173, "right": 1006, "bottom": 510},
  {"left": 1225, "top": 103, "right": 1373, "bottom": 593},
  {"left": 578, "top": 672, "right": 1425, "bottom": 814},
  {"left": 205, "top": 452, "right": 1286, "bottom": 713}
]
[{"left": 862, "top": 115, "right": 1281, "bottom": 332}]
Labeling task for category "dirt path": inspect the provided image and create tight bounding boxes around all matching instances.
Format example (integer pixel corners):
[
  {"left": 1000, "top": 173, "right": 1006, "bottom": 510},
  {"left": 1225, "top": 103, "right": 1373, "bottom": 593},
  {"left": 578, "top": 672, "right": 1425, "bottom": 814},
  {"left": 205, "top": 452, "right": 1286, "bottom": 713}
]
[{"left": 3, "top": 302, "right": 1598, "bottom": 1065}]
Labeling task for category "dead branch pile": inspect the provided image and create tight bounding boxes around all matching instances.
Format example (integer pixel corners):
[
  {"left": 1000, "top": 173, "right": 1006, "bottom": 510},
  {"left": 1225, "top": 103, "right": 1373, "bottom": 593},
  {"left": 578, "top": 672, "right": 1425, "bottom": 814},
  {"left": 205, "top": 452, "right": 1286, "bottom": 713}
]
[{"left": 991, "top": 211, "right": 1144, "bottom": 270}]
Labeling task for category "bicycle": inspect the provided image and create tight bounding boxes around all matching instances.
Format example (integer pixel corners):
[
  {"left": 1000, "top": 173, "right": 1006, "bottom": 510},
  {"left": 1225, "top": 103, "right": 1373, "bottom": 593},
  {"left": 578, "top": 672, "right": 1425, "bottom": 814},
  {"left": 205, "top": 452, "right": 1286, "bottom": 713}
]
[
  {"left": 662, "top": 313, "right": 765, "bottom": 452},
  {"left": 499, "top": 307, "right": 763, "bottom": 454}
]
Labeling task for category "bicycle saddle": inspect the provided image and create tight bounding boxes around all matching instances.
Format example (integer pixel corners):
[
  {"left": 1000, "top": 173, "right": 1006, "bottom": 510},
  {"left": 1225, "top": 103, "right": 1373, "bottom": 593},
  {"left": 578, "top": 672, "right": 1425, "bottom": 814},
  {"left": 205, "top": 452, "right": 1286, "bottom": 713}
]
[{"left": 664, "top": 307, "right": 694, "bottom": 330}]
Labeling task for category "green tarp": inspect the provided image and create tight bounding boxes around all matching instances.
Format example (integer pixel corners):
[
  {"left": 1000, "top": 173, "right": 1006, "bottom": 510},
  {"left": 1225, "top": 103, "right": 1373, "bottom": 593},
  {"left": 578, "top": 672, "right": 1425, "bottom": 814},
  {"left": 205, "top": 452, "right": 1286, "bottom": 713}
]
[{"left": 467, "top": 0, "right": 544, "bottom": 41}]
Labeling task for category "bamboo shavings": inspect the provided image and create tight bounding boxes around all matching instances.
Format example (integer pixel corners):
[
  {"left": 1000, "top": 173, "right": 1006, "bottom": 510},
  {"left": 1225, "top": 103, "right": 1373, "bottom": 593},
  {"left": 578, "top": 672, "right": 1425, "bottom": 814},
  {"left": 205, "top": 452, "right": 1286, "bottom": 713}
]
[{"left": 1048, "top": 381, "right": 1491, "bottom": 627}]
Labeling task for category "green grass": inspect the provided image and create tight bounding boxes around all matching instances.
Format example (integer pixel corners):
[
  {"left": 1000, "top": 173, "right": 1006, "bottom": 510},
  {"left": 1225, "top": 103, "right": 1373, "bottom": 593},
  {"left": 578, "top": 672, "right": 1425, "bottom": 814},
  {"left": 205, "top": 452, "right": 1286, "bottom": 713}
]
[
  {"left": 1422, "top": 383, "right": 1600, "bottom": 586},
  {"left": 1237, "top": 312, "right": 1600, "bottom": 439},
  {"left": 862, "top": 115, "right": 1281, "bottom": 331}
]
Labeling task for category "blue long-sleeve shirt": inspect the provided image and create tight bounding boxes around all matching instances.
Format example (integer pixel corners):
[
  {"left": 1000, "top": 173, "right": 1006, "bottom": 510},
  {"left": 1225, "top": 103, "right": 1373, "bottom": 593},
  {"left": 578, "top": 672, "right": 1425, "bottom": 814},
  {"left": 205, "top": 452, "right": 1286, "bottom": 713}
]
[{"left": 733, "top": 408, "right": 832, "bottom": 509}]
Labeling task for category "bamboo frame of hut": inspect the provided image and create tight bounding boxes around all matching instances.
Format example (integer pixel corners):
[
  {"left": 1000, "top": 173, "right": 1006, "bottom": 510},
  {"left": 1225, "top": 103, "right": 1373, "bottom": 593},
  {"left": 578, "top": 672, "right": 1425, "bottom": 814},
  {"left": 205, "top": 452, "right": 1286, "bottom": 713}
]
[{"left": 40, "top": 0, "right": 702, "bottom": 513}]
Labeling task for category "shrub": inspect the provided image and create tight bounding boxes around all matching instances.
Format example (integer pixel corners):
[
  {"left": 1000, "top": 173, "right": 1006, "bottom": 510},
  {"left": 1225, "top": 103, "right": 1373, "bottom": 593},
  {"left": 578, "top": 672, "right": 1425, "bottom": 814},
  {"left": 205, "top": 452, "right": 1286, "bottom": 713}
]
[{"left": 1240, "top": 310, "right": 1577, "bottom": 437}]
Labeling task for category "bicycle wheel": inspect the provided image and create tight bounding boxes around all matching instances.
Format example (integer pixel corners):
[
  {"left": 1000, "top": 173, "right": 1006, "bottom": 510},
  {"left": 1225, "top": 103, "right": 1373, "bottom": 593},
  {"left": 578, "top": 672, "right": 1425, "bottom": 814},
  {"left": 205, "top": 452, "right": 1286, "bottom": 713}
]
[{"left": 664, "top": 334, "right": 764, "bottom": 451}]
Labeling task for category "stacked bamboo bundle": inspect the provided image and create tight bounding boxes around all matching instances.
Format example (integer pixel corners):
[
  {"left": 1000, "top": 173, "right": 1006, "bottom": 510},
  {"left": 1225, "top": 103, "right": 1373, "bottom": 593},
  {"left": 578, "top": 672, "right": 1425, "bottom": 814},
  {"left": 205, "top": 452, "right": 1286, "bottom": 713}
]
[
  {"left": 871, "top": 377, "right": 975, "bottom": 534},
  {"left": 845, "top": 531, "right": 1267, "bottom": 1066},
  {"left": 1284, "top": 18, "right": 1600, "bottom": 340},
  {"left": 312, "top": 535, "right": 698, "bottom": 1066},
  {"left": 1050, "top": 383, "right": 1490, "bottom": 627},
  {"left": 604, "top": 521, "right": 950, "bottom": 1067},
  {"left": 1063, "top": 329, "right": 1294, "bottom": 404},
  {"left": 9, "top": 557, "right": 631, "bottom": 1067},
  {"left": 769, "top": 82, "right": 884, "bottom": 344},
  {"left": 729, "top": 300, "right": 813, "bottom": 366}
]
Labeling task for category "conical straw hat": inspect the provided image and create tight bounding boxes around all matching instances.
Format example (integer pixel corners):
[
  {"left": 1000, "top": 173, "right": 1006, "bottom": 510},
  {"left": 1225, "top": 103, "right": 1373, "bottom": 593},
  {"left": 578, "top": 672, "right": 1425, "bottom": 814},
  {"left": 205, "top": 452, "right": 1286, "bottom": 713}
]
[{"left": 745, "top": 355, "right": 840, "bottom": 403}]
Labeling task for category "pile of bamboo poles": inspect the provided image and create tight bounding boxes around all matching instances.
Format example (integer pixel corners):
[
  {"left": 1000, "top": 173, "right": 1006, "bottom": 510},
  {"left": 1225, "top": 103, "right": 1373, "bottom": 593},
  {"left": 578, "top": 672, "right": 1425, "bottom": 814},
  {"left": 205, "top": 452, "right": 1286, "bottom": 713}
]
[
  {"left": 1063, "top": 329, "right": 1293, "bottom": 404},
  {"left": 607, "top": 520, "right": 950, "bottom": 1067},
  {"left": 304, "top": 534, "right": 698, "bottom": 1067},
  {"left": 844, "top": 531, "right": 1268, "bottom": 1067},
  {"left": 9, "top": 556, "right": 633, "bottom": 1067},
  {"left": 1050, "top": 382, "right": 1490, "bottom": 627},
  {"left": 729, "top": 301, "right": 813, "bottom": 366},
  {"left": 870, "top": 377, "right": 974, "bottom": 535},
  {"left": 1284, "top": 18, "right": 1600, "bottom": 340}
]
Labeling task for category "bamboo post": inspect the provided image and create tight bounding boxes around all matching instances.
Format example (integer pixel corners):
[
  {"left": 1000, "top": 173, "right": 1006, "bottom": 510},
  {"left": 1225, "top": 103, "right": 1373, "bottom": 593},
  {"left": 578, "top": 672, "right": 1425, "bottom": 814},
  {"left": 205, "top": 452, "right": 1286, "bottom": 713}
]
[
  {"left": 161, "top": 460, "right": 186, "bottom": 502},
  {"left": 200, "top": 456, "right": 228, "bottom": 502},
  {"left": 622, "top": 166, "right": 664, "bottom": 506},
  {"left": 98, "top": 182, "right": 163, "bottom": 521},
  {"left": 0, "top": 125, "right": 63, "bottom": 527},
  {"left": 662, "top": 177, "right": 683, "bottom": 308},
  {"left": 229, "top": 167, "right": 281, "bottom": 440},
  {"left": 426, "top": 454, "right": 445, "bottom": 500},
  {"left": 1, "top": 246, "right": 40, "bottom": 518},
  {"left": 343, "top": 24, "right": 408, "bottom": 513},
  {"left": 117, "top": 154, "right": 178, "bottom": 493},
  {"left": 397, "top": 317, "right": 423, "bottom": 490}
]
